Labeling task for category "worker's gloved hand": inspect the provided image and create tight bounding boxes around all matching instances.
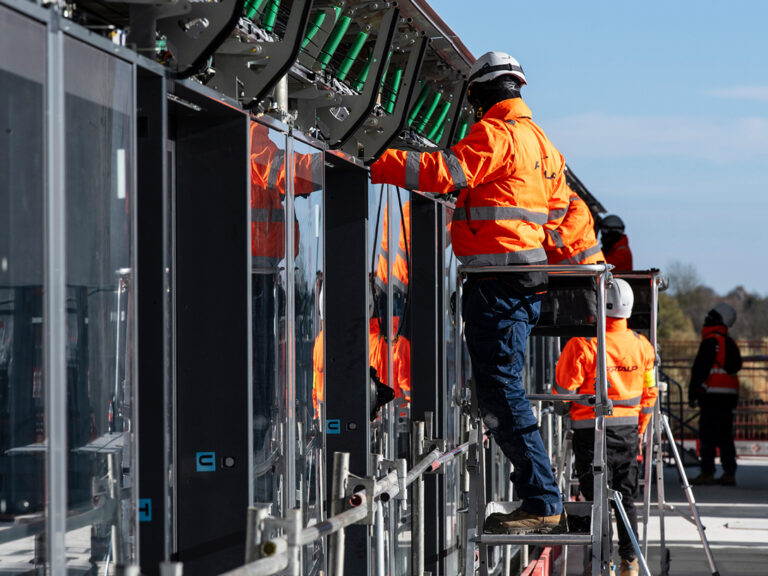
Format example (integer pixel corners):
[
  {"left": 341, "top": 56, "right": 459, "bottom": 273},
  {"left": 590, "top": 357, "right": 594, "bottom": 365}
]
[{"left": 553, "top": 401, "right": 571, "bottom": 417}]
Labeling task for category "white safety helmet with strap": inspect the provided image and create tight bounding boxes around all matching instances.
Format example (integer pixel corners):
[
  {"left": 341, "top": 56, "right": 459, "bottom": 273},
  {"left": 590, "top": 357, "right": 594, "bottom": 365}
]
[
  {"left": 467, "top": 51, "right": 527, "bottom": 87},
  {"left": 709, "top": 302, "right": 737, "bottom": 328},
  {"left": 606, "top": 278, "right": 634, "bottom": 319}
]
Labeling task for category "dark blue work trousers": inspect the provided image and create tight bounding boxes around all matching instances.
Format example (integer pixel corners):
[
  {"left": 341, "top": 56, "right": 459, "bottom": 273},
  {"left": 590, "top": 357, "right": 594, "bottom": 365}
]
[{"left": 463, "top": 278, "right": 563, "bottom": 516}]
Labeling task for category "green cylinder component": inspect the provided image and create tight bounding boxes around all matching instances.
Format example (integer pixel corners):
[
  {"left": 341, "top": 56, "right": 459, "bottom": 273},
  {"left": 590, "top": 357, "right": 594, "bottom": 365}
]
[
  {"left": 383, "top": 67, "right": 403, "bottom": 114},
  {"left": 354, "top": 55, "right": 372, "bottom": 91},
  {"left": 416, "top": 92, "right": 442, "bottom": 133},
  {"left": 457, "top": 119, "right": 469, "bottom": 141},
  {"left": 407, "top": 84, "right": 430, "bottom": 126},
  {"left": 337, "top": 30, "right": 369, "bottom": 81},
  {"left": 301, "top": 11, "right": 327, "bottom": 50},
  {"left": 427, "top": 100, "right": 452, "bottom": 140},
  {"left": 318, "top": 14, "right": 352, "bottom": 69},
  {"left": 333, "top": 5, "right": 341, "bottom": 22},
  {"left": 261, "top": 0, "right": 280, "bottom": 32},
  {"left": 244, "top": 0, "right": 266, "bottom": 21},
  {"left": 434, "top": 125, "right": 445, "bottom": 143},
  {"left": 379, "top": 51, "right": 392, "bottom": 88}
]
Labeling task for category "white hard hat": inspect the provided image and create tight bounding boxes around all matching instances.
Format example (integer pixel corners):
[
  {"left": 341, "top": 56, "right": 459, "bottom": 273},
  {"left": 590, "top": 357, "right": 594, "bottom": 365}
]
[
  {"left": 710, "top": 302, "right": 736, "bottom": 327},
  {"left": 606, "top": 278, "right": 634, "bottom": 319},
  {"left": 600, "top": 214, "right": 625, "bottom": 233},
  {"left": 467, "top": 52, "right": 526, "bottom": 87}
]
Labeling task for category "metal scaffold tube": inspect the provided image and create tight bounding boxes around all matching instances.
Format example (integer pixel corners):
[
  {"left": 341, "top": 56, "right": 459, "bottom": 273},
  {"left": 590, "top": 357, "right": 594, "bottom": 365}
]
[{"left": 221, "top": 439, "right": 468, "bottom": 576}]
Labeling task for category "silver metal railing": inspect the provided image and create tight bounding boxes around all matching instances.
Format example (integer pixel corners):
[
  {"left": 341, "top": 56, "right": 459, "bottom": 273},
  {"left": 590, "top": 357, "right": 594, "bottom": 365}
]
[{"left": 222, "top": 438, "right": 473, "bottom": 576}]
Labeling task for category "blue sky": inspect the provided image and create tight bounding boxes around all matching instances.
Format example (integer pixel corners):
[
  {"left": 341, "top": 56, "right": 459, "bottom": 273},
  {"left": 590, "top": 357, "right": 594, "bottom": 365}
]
[{"left": 431, "top": 0, "right": 768, "bottom": 295}]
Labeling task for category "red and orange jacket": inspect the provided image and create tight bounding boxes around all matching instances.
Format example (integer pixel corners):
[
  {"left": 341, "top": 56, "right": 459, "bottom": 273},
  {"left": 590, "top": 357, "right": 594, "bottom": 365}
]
[
  {"left": 554, "top": 317, "right": 657, "bottom": 435},
  {"left": 544, "top": 186, "right": 605, "bottom": 265},
  {"left": 371, "top": 99, "right": 568, "bottom": 266},
  {"left": 368, "top": 317, "right": 411, "bottom": 401},
  {"left": 250, "top": 123, "right": 321, "bottom": 266},
  {"left": 604, "top": 234, "right": 633, "bottom": 271},
  {"left": 691, "top": 325, "right": 741, "bottom": 397}
]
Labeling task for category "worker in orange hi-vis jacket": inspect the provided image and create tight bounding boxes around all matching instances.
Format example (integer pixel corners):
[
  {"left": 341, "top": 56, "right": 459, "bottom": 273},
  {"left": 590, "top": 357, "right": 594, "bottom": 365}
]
[
  {"left": 554, "top": 278, "right": 657, "bottom": 576},
  {"left": 598, "top": 214, "right": 633, "bottom": 271},
  {"left": 371, "top": 51, "right": 569, "bottom": 534},
  {"left": 372, "top": 201, "right": 412, "bottom": 401},
  {"left": 543, "top": 184, "right": 605, "bottom": 265}
]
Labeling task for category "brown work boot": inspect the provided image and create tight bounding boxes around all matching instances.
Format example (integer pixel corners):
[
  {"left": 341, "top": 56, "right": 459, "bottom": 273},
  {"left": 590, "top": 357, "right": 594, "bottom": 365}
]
[
  {"left": 690, "top": 472, "right": 717, "bottom": 486},
  {"left": 483, "top": 507, "right": 565, "bottom": 534},
  {"left": 718, "top": 472, "right": 736, "bottom": 486},
  {"left": 619, "top": 557, "right": 639, "bottom": 576}
]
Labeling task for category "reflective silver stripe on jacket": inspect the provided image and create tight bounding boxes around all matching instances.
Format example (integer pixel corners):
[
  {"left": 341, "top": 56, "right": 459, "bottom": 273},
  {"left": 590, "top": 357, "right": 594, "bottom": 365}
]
[
  {"left": 252, "top": 207, "right": 285, "bottom": 222},
  {"left": 571, "top": 415, "right": 639, "bottom": 429},
  {"left": 440, "top": 149, "right": 468, "bottom": 191},
  {"left": 553, "top": 382, "right": 572, "bottom": 395},
  {"left": 457, "top": 248, "right": 547, "bottom": 266},
  {"left": 253, "top": 256, "right": 281, "bottom": 268},
  {"left": 546, "top": 228, "right": 566, "bottom": 249},
  {"left": 547, "top": 207, "right": 568, "bottom": 221},
  {"left": 569, "top": 244, "right": 602, "bottom": 264},
  {"left": 405, "top": 151, "right": 420, "bottom": 190},
  {"left": 706, "top": 388, "right": 738, "bottom": 394},
  {"left": 640, "top": 406, "right": 655, "bottom": 414},
  {"left": 453, "top": 206, "right": 548, "bottom": 225},
  {"left": 612, "top": 395, "right": 642, "bottom": 407},
  {"left": 267, "top": 149, "right": 285, "bottom": 190}
]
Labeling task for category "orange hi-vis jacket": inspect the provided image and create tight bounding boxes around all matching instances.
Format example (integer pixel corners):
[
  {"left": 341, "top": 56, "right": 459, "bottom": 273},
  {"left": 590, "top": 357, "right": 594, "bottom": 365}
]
[
  {"left": 554, "top": 317, "right": 657, "bottom": 435},
  {"left": 375, "top": 201, "right": 411, "bottom": 294},
  {"left": 368, "top": 317, "right": 411, "bottom": 401},
  {"left": 250, "top": 123, "right": 321, "bottom": 267},
  {"left": 544, "top": 186, "right": 605, "bottom": 265},
  {"left": 312, "top": 328, "right": 324, "bottom": 415},
  {"left": 371, "top": 99, "right": 569, "bottom": 266},
  {"left": 701, "top": 325, "right": 739, "bottom": 395},
  {"left": 604, "top": 234, "right": 633, "bottom": 271}
]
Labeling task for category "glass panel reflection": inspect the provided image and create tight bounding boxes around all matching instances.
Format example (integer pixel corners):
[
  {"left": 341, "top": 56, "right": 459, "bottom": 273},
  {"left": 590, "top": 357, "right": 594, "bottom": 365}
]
[
  {"left": 250, "top": 123, "right": 287, "bottom": 515},
  {"left": 0, "top": 7, "right": 46, "bottom": 572},
  {"left": 291, "top": 140, "right": 323, "bottom": 573},
  {"left": 64, "top": 38, "right": 135, "bottom": 571}
]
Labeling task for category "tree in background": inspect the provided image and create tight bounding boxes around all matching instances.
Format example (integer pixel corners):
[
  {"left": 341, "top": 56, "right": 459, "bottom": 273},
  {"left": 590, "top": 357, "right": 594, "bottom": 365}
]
[{"left": 658, "top": 292, "right": 695, "bottom": 340}]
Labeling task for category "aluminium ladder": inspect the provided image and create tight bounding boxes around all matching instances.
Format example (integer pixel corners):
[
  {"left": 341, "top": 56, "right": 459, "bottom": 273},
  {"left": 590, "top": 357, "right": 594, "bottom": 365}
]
[{"left": 456, "top": 264, "right": 651, "bottom": 576}]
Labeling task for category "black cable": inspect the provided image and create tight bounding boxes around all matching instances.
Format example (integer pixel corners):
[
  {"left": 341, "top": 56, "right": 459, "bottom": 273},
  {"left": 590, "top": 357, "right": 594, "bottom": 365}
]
[
  {"left": 370, "top": 184, "right": 385, "bottom": 336},
  {"left": 394, "top": 187, "right": 410, "bottom": 341}
]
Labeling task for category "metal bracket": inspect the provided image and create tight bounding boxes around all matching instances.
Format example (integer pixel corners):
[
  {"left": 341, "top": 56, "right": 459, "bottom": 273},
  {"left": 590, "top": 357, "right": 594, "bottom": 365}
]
[
  {"left": 318, "top": 5, "right": 399, "bottom": 148},
  {"left": 345, "top": 473, "right": 376, "bottom": 525},
  {"left": 209, "top": 0, "right": 314, "bottom": 104},
  {"left": 154, "top": 0, "right": 246, "bottom": 78},
  {"left": 342, "top": 32, "right": 428, "bottom": 160}
]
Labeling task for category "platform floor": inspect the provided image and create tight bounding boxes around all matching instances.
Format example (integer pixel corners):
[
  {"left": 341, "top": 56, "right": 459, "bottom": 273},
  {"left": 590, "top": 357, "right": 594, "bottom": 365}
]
[{"left": 565, "top": 456, "right": 768, "bottom": 575}]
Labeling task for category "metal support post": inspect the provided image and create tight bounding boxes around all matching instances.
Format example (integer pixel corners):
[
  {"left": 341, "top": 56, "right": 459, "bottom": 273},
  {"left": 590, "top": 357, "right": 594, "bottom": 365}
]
[
  {"left": 328, "top": 452, "right": 350, "bottom": 576},
  {"left": 412, "top": 421, "right": 425, "bottom": 576}
]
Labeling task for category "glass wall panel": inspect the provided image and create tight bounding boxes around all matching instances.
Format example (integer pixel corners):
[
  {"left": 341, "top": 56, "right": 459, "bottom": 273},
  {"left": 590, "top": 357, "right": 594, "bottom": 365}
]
[
  {"left": 63, "top": 37, "right": 136, "bottom": 571},
  {"left": 250, "top": 123, "right": 287, "bottom": 516},
  {"left": 0, "top": 6, "right": 47, "bottom": 572},
  {"left": 291, "top": 140, "right": 323, "bottom": 573}
]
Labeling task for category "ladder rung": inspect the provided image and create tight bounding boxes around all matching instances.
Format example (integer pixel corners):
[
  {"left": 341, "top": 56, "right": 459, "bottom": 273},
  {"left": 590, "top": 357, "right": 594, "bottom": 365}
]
[
  {"left": 475, "top": 533, "right": 592, "bottom": 546},
  {"left": 527, "top": 393, "right": 595, "bottom": 403}
]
